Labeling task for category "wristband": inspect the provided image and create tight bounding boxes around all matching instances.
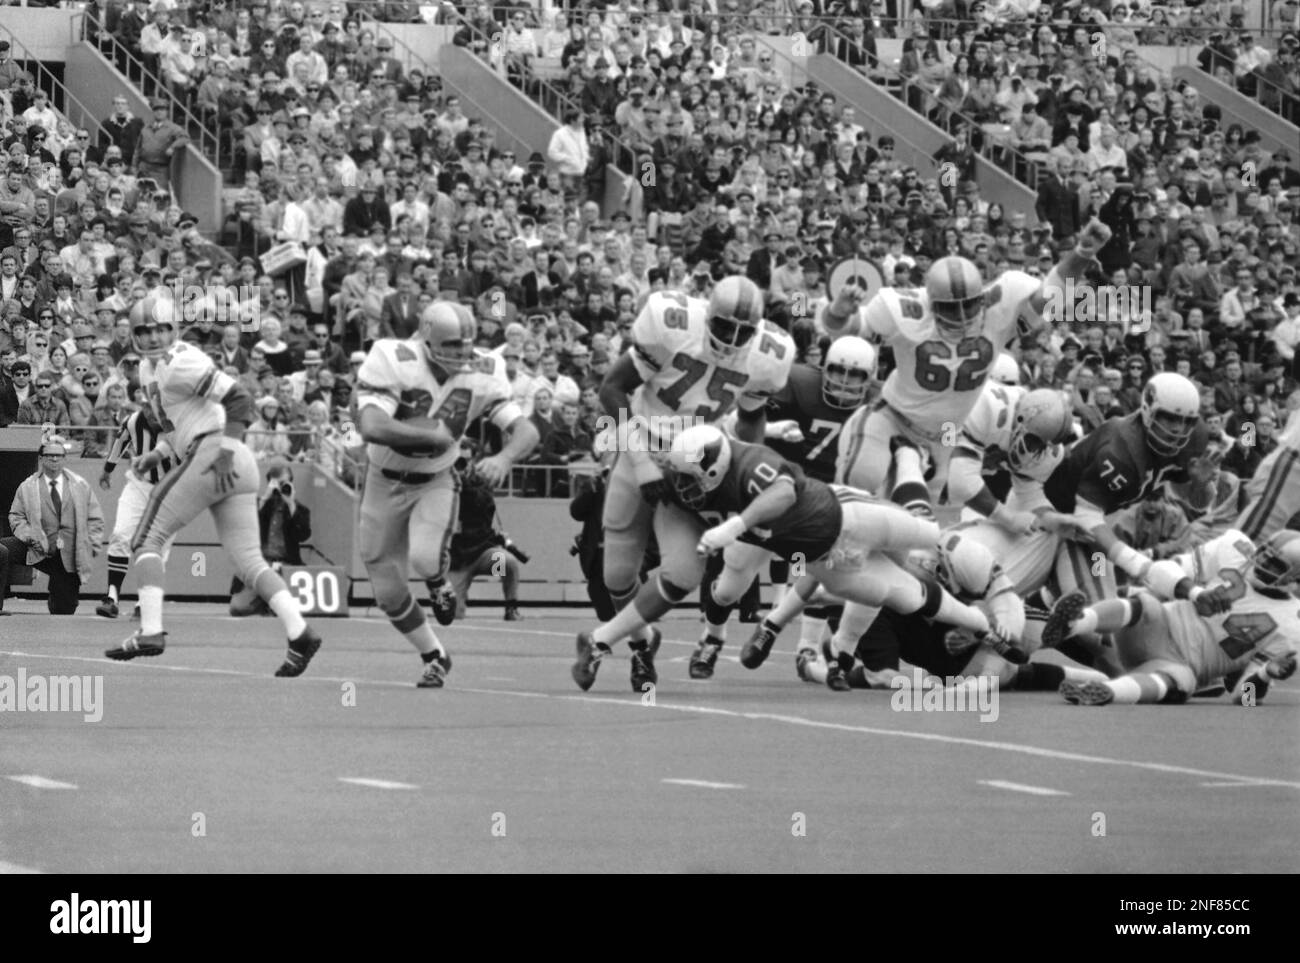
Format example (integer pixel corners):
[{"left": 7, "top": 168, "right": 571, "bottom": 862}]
[
  {"left": 220, "top": 436, "right": 240, "bottom": 452},
  {"left": 717, "top": 515, "right": 748, "bottom": 540}
]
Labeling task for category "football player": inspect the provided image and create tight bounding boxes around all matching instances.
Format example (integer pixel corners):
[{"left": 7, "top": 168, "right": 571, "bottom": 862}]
[
  {"left": 595, "top": 277, "right": 794, "bottom": 691},
  {"left": 352, "top": 302, "right": 538, "bottom": 688},
  {"left": 688, "top": 335, "right": 877, "bottom": 680},
  {"left": 571, "top": 425, "right": 1002, "bottom": 692},
  {"left": 1044, "top": 530, "right": 1300, "bottom": 706},
  {"left": 104, "top": 297, "right": 324, "bottom": 676},
  {"left": 1236, "top": 406, "right": 1300, "bottom": 542},
  {"left": 823, "top": 220, "right": 1112, "bottom": 498},
  {"left": 96, "top": 406, "right": 177, "bottom": 619}
]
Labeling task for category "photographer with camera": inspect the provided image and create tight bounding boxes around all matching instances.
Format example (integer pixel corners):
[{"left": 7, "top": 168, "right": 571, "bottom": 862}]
[
  {"left": 448, "top": 441, "right": 525, "bottom": 621},
  {"left": 229, "top": 464, "right": 312, "bottom": 616}
]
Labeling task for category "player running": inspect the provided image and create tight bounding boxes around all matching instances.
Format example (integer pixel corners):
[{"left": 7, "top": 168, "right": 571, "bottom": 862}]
[
  {"left": 688, "top": 335, "right": 877, "bottom": 679},
  {"left": 104, "top": 297, "right": 323, "bottom": 677},
  {"left": 595, "top": 277, "right": 794, "bottom": 691},
  {"left": 96, "top": 407, "right": 176, "bottom": 619},
  {"left": 822, "top": 219, "right": 1112, "bottom": 499},
  {"left": 571, "top": 425, "right": 999, "bottom": 692},
  {"left": 353, "top": 302, "right": 537, "bottom": 688},
  {"left": 1043, "top": 530, "right": 1300, "bottom": 706}
]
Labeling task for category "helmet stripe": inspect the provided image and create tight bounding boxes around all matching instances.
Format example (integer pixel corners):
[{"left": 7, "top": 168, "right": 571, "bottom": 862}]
[
  {"left": 733, "top": 281, "right": 753, "bottom": 324},
  {"left": 947, "top": 257, "right": 966, "bottom": 302}
]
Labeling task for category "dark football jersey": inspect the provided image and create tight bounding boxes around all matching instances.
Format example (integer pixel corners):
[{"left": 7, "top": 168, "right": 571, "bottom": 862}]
[
  {"left": 765, "top": 363, "right": 861, "bottom": 483},
  {"left": 685, "top": 440, "right": 844, "bottom": 562},
  {"left": 1045, "top": 413, "right": 1205, "bottom": 515}
]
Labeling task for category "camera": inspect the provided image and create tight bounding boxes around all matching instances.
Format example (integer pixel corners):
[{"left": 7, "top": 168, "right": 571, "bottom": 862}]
[
  {"left": 495, "top": 533, "right": 530, "bottom": 564},
  {"left": 278, "top": 480, "right": 294, "bottom": 498}
]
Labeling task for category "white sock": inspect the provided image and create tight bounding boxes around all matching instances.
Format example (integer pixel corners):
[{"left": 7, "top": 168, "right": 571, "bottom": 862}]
[
  {"left": 108, "top": 584, "right": 119, "bottom": 603},
  {"left": 771, "top": 582, "right": 787, "bottom": 608},
  {"left": 802, "top": 657, "right": 829, "bottom": 684},
  {"left": 267, "top": 589, "right": 308, "bottom": 639},
  {"left": 705, "top": 618, "right": 728, "bottom": 642},
  {"left": 593, "top": 599, "right": 648, "bottom": 646},
  {"left": 1107, "top": 676, "right": 1144, "bottom": 704},
  {"left": 798, "top": 615, "right": 827, "bottom": 651},
  {"left": 405, "top": 623, "right": 442, "bottom": 657},
  {"left": 934, "top": 591, "right": 989, "bottom": 634},
  {"left": 139, "top": 585, "right": 164, "bottom": 636}
]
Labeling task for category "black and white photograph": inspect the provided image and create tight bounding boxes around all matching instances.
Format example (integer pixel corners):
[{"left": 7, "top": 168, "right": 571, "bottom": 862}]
[{"left": 0, "top": 0, "right": 1296, "bottom": 910}]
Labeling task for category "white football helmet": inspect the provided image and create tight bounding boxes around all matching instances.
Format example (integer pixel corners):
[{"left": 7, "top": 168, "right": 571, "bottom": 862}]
[
  {"left": 1009, "top": 389, "right": 1074, "bottom": 472},
  {"left": 1140, "top": 372, "right": 1201, "bottom": 456},
  {"left": 822, "top": 336, "right": 877, "bottom": 408},
  {"left": 666, "top": 424, "right": 732, "bottom": 509},
  {"left": 924, "top": 256, "right": 986, "bottom": 341},
  {"left": 990, "top": 351, "right": 1020, "bottom": 386},
  {"left": 705, "top": 275, "right": 764, "bottom": 358},
  {"left": 129, "top": 295, "right": 178, "bottom": 359},
  {"left": 419, "top": 301, "right": 477, "bottom": 373},
  {"left": 1247, "top": 530, "right": 1300, "bottom": 591}
]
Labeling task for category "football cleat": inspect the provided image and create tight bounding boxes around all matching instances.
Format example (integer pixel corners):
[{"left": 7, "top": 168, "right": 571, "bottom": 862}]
[
  {"left": 572, "top": 632, "right": 610, "bottom": 692},
  {"left": 1042, "top": 591, "right": 1088, "bottom": 649},
  {"left": 276, "top": 626, "right": 322, "bottom": 677},
  {"left": 417, "top": 651, "right": 453, "bottom": 688},
  {"left": 1060, "top": 679, "right": 1115, "bottom": 706},
  {"left": 105, "top": 631, "right": 167, "bottom": 661},
  {"left": 504, "top": 604, "right": 521, "bottom": 621},
  {"left": 821, "top": 639, "right": 852, "bottom": 692},
  {"left": 740, "top": 619, "right": 781, "bottom": 669},
  {"left": 96, "top": 598, "right": 119, "bottom": 619},
  {"left": 429, "top": 581, "right": 457, "bottom": 627},
  {"left": 688, "top": 635, "right": 724, "bottom": 679},
  {"left": 944, "top": 627, "right": 981, "bottom": 655},
  {"left": 630, "top": 628, "right": 662, "bottom": 692}
]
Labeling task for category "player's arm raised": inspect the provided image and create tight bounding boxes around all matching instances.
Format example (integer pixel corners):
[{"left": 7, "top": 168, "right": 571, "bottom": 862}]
[{"left": 1025, "top": 218, "right": 1114, "bottom": 325}]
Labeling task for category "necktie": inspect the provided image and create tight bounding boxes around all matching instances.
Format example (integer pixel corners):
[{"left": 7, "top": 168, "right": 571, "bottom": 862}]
[{"left": 50, "top": 477, "right": 62, "bottom": 521}]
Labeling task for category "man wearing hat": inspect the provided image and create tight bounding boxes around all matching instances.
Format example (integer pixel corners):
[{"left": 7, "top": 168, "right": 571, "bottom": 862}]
[
  {"left": 0, "top": 435, "right": 105, "bottom": 615},
  {"left": 746, "top": 227, "right": 785, "bottom": 289},
  {"left": 135, "top": 97, "right": 190, "bottom": 191}
]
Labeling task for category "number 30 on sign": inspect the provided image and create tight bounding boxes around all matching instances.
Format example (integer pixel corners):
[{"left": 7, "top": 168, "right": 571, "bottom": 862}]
[{"left": 282, "top": 566, "right": 347, "bottom": 617}]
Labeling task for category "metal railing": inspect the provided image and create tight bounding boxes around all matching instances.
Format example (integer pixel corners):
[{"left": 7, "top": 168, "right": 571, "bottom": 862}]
[
  {"left": 1187, "top": 52, "right": 1300, "bottom": 125},
  {"left": 0, "top": 23, "right": 113, "bottom": 151},
  {"left": 446, "top": 6, "right": 638, "bottom": 174},
  {"left": 817, "top": 21, "right": 1046, "bottom": 190},
  {"left": 70, "top": 10, "right": 229, "bottom": 171}
]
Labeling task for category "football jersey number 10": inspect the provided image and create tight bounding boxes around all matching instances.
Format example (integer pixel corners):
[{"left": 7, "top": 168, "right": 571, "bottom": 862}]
[{"left": 915, "top": 337, "right": 994, "bottom": 393}]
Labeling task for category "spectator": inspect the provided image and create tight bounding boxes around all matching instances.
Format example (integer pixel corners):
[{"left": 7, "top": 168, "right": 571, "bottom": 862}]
[{"left": 0, "top": 436, "right": 104, "bottom": 615}]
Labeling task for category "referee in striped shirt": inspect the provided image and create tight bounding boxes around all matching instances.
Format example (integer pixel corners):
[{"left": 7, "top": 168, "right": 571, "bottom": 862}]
[{"left": 96, "top": 408, "right": 177, "bottom": 618}]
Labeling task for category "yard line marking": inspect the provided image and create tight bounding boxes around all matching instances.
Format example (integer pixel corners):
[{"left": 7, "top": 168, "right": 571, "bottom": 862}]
[
  {"left": 338, "top": 777, "right": 419, "bottom": 790},
  {"left": 1199, "top": 781, "right": 1277, "bottom": 788},
  {"left": 0, "top": 860, "right": 42, "bottom": 874},
  {"left": 484, "top": 676, "right": 517, "bottom": 682},
  {"left": 978, "top": 780, "right": 1070, "bottom": 797},
  {"left": 6, "top": 775, "right": 77, "bottom": 790},
  {"left": 662, "top": 778, "right": 745, "bottom": 790},
  {"left": 5, "top": 649, "right": 1298, "bottom": 791}
]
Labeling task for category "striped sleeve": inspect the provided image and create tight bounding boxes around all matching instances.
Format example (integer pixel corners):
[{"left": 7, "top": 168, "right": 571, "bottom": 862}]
[{"left": 103, "top": 416, "right": 133, "bottom": 470}]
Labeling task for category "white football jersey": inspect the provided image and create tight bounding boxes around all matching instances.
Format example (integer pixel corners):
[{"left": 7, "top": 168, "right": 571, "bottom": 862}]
[
  {"left": 355, "top": 338, "right": 522, "bottom": 474},
  {"left": 1170, "top": 530, "right": 1255, "bottom": 586},
  {"left": 141, "top": 341, "right": 232, "bottom": 454},
  {"left": 1165, "top": 583, "right": 1300, "bottom": 685},
  {"left": 630, "top": 290, "right": 794, "bottom": 450},
  {"left": 823, "top": 271, "right": 1041, "bottom": 436}
]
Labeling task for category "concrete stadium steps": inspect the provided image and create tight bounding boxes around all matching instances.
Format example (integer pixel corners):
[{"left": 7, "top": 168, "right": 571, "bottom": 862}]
[{"left": 1171, "top": 65, "right": 1299, "bottom": 159}]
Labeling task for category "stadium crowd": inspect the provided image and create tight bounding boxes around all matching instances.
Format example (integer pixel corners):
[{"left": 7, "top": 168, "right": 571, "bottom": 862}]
[{"left": 0, "top": 0, "right": 1295, "bottom": 520}]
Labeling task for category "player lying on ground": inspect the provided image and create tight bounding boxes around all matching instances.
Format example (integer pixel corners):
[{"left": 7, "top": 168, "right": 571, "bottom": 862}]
[
  {"left": 105, "top": 297, "right": 323, "bottom": 677},
  {"left": 354, "top": 302, "right": 538, "bottom": 688},
  {"left": 1042, "top": 530, "right": 1300, "bottom": 706},
  {"left": 593, "top": 276, "right": 794, "bottom": 692},
  {"left": 570, "top": 425, "right": 1001, "bottom": 692}
]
